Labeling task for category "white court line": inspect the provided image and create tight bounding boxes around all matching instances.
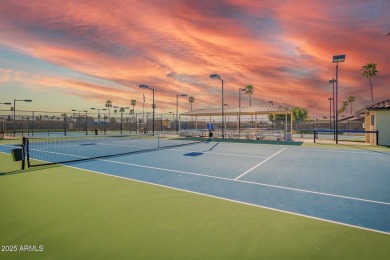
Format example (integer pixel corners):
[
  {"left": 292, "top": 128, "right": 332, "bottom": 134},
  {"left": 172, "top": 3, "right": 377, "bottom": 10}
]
[
  {"left": 0, "top": 144, "right": 20, "bottom": 148},
  {"left": 26, "top": 147, "right": 390, "bottom": 206},
  {"left": 234, "top": 148, "right": 286, "bottom": 180},
  {"left": 23, "top": 147, "right": 390, "bottom": 207},
  {"left": 66, "top": 164, "right": 390, "bottom": 236},
  {"left": 169, "top": 148, "right": 269, "bottom": 158},
  {"left": 211, "top": 142, "right": 390, "bottom": 156},
  {"left": 98, "top": 157, "right": 390, "bottom": 206}
]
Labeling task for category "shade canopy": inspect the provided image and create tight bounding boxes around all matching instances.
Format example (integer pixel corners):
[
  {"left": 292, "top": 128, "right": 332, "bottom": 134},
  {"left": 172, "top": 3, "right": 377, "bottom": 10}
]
[{"left": 182, "top": 106, "right": 291, "bottom": 117}]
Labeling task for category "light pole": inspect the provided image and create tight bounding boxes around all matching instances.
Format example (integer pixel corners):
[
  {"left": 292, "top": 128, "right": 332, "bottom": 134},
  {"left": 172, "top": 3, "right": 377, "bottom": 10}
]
[
  {"left": 1, "top": 102, "right": 11, "bottom": 135},
  {"left": 169, "top": 112, "right": 174, "bottom": 131},
  {"left": 71, "top": 109, "right": 82, "bottom": 132},
  {"left": 73, "top": 109, "right": 88, "bottom": 134},
  {"left": 176, "top": 93, "right": 187, "bottom": 134},
  {"left": 83, "top": 110, "right": 88, "bottom": 135},
  {"left": 237, "top": 88, "right": 246, "bottom": 138},
  {"left": 13, "top": 99, "right": 32, "bottom": 136},
  {"left": 90, "top": 108, "right": 107, "bottom": 124},
  {"left": 328, "top": 97, "right": 333, "bottom": 131},
  {"left": 328, "top": 79, "right": 336, "bottom": 140},
  {"left": 332, "top": 54, "right": 346, "bottom": 144},
  {"left": 139, "top": 85, "right": 155, "bottom": 135},
  {"left": 210, "top": 74, "right": 224, "bottom": 139}
]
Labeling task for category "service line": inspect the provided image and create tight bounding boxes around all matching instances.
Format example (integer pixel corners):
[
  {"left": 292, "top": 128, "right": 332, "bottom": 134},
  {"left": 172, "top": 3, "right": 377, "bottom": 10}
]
[{"left": 234, "top": 148, "right": 286, "bottom": 180}]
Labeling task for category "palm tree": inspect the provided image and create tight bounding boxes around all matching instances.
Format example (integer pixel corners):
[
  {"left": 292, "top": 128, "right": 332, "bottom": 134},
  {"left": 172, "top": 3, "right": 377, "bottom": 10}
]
[
  {"left": 244, "top": 85, "right": 254, "bottom": 106},
  {"left": 338, "top": 106, "right": 345, "bottom": 116},
  {"left": 105, "top": 100, "right": 112, "bottom": 119},
  {"left": 342, "top": 101, "right": 349, "bottom": 116},
  {"left": 348, "top": 96, "right": 355, "bottom": 116},
  {"left": 131, "top": 99, "right": 136, "bottom": 114},
  {"left": 188, "top": 96, "right": 195, "bottom": 111},
  {"left": 361, "top": 63, "right": 378, "bottom": 103}
]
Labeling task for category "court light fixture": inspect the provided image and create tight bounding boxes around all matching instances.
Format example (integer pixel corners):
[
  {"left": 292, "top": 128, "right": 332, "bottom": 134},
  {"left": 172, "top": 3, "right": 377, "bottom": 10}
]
[
  {"left": 139, "top": 84, "right": 155, "bottom": 135},
  {"left": 332, "top": 54, "right": 345, "bottom": 63},
  {"left": 210, "top": 73, "right": 225, "bottom": 139}
]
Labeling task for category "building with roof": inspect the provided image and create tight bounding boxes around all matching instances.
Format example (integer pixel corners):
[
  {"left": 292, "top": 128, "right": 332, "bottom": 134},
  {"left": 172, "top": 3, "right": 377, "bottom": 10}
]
[{"left": 358, "top": 99, "right": 390, "bottom": 146}]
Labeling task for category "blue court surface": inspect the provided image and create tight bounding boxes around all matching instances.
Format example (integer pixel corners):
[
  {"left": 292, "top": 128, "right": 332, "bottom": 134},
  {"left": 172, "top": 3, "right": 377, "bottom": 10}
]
[{"left": 1, "top": 140, "right": 390, "bottom": 234}]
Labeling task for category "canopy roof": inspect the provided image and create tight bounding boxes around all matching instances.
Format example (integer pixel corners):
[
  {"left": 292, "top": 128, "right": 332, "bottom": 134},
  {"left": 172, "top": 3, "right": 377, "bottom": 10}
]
[{"left": 182, "top": 106, "right": 291, "bottom": 116}]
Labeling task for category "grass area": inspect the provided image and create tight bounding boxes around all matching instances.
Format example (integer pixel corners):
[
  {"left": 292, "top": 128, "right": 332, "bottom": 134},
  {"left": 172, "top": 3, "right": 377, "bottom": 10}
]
[{"left": 0, "top": 153, "right": 390, "bottom": 259}]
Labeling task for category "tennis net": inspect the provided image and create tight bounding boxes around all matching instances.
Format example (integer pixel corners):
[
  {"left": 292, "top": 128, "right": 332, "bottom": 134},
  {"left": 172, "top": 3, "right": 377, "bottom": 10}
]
[{"left": 24, "top": 134, "right": 202, "bottom": 167}]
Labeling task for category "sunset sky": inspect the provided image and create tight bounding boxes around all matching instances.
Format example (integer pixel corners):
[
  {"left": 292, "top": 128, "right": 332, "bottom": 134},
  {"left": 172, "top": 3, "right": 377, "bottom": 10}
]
[{"left": 1, "top": 0, "right": 389, "bottom": 117}]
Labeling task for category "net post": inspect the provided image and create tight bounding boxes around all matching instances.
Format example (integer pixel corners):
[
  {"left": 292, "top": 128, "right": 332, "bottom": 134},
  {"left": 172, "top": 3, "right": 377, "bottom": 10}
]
[
  {"left": 313, "top": 129, "right": 316, "bottom": 143},
  {"left": 158, "top": 134, "right": 160, "bottom": 148}
]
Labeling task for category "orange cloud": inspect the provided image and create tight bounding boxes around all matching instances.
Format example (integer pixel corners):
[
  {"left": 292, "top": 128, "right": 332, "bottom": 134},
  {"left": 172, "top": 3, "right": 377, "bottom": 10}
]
[{"left": 0, "top": 0, "right": 389, "bottom": 117}]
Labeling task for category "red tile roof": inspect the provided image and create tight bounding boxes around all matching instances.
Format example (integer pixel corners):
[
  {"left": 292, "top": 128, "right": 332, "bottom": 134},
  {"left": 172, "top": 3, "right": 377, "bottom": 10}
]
[{"left": 366, "top": 99, "right": 390, "bottom": 110}]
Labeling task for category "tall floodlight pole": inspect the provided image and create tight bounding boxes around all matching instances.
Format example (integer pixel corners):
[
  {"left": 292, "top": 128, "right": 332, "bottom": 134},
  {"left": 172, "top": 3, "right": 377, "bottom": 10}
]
[
  {"left": 332, "top": 54, "right": 346, "bottom": 144},
  {"left": 328, "top": 98, "right": 333, "bottom": 131},
  {"left": 13, "top": 99, "right": 32, "bottom": 136},
  {"left": 139, "top": 85, "right": 155, "bottom": 135},
  {"left": 176, "top": 93, "right": 187, "bottom": 134},
  {"left": 210, "top": 74, "right": 224, "bottom": 139},
  {"left": 238, "top": 88, "right": 245, "bottom": 139},
  {"left": 329, "top": 78, "right": 336, "bottom": 140}
]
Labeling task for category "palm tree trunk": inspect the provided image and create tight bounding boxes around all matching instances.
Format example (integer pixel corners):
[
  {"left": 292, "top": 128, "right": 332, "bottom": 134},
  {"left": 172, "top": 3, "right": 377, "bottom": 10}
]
[{"left": 369, "top": 78, "right": 374, "bottom": 103}]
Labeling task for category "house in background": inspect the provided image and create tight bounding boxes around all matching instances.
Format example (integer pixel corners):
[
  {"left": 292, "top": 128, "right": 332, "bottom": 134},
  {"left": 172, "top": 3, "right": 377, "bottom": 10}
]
[{"left": 358, "top": 99, "right": 390, "bottom": 146}]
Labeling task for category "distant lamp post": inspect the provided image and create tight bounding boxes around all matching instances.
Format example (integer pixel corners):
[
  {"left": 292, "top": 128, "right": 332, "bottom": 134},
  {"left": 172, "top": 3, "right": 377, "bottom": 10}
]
[
  {"left": 13, "top": 99, "right": 32, "bottom": 136},
  {"left": 71, "top": 109, "right": 88, "bottom": 135},
  {"left": 90, "top": 108, "right": 107, "bottom": 123},
  {"left": 238, "top": 88, "right": 246, "bottom": 138},
  {"left": 139, "top": 84, "right": 155, "bottom": 135},
  {"left": 169, "top": 112, "right": 175, "bottom": 131},
  {"left": 210, "top": 74, "right": 225, "bottom": 139},
  {"left": 332, "top": 54, "right": 346, "bottom": 144},
  {"left": 84, "top": 110, "right": 88, "bottom": 135},
  {"left": 176, "top": 93, "right": 187, "bottom": 134},
  {"left": 328, "top": 97, "right": 334, "bottom": 131}
]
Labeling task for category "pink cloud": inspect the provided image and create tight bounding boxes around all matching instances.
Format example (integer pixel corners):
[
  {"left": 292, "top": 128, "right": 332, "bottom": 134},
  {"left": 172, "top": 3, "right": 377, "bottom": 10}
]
[{"left": 0, "top": 0, "right": 389, "bottom": 117}]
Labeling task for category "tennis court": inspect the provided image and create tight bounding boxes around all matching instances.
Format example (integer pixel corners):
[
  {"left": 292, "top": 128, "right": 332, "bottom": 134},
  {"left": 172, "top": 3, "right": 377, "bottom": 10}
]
[{"left": 2, "top": 135, "right": 389, "bottom": 234}]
